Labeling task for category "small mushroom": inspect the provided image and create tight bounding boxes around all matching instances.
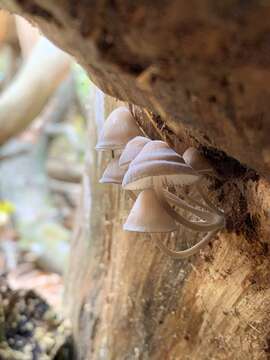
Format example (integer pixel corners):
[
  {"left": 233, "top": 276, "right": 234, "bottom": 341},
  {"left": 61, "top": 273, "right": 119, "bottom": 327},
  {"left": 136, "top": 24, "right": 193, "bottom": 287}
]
[
  {"left": 119, "top": 136, "right": 151, "bottom": 169},
  {"left": 99, "top": 157, "right": 126, "bottom": 184},
  {"left": 124, "top": 189, "right": 177, "bottom": 233},
  {"left": 96, "top": 106, "right": 141, "bottom": 151},
  {"left": 183, "top": 147, "right": 212, "bottom": 174}
]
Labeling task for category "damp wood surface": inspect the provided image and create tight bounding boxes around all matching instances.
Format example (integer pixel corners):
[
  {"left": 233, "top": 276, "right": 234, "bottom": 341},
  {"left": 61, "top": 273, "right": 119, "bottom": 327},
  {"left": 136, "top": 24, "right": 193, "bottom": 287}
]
[{"left": 0, "top": 1, "right": 270, "bottom": 359}]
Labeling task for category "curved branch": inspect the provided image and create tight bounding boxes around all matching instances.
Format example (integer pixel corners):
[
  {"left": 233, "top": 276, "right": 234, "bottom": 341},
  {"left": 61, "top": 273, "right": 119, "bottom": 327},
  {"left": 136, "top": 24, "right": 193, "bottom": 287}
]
[
  {"left": 15, "top": 16, "right": 40, "bottom": 58},
  {"left": 0, "top": 36, "right": 71, "bottom": 145}
]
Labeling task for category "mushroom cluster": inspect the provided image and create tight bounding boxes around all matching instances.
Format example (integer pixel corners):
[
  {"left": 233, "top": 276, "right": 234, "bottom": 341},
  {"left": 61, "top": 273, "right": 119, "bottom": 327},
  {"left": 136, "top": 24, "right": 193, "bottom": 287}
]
[{"left": 96, "top": 107, "right": 225, "bottom": 259}]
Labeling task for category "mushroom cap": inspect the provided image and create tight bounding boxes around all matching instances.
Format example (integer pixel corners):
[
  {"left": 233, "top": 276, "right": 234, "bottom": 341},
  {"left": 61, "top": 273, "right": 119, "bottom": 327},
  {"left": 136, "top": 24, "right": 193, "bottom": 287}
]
[
  {"left": 122, "top": 140, "right": 199, "bottom": 190},
  {"left": 119, "top": 136, "right": 151, "bottom": 169},
  {"left": 99, "top": 157, "right": 126, "bottom": 184},
  {"left": 124, "top": 189, "right": 177, "bottom": 233},
  {"left": 183, "top": 147, "right": 212, "bottom": 172},
  {"left": 96, "top": 107, "right": 141, "bottom": 151}
]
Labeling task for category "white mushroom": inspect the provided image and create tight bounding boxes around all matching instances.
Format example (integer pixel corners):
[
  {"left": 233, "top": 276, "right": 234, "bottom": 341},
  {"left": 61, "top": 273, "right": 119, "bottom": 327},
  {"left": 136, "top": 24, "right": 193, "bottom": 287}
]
[
  {"left": 96, "top": 106, "right": 141, "bottom": 151},
  {"left": 121, "top": 140, "right": 224, "bottom": 258},
  {"left": 97, "top": 119, "right": 225, "bottom": 258},
  {"left": 122, "top": 140, "right": 212, "bottom": 221}
]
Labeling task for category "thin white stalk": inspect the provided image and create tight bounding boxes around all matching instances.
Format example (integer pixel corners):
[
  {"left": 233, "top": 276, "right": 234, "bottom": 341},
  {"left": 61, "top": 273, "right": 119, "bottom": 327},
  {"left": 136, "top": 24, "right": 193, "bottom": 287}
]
[
  {"left": 182, "top": 192, "right": 210, "bottom": 212},
  {"left": 163, "top": 189, "right": 215, "bottom": 222},
  {"left": 154, "top": 179, "right": 224, "bottom": 232},
  {"left": 154, "top": 230, "right": 219, "bottom": 259},
  {"left": 196, "top": 183, "right": 224, "bottom": 216}
]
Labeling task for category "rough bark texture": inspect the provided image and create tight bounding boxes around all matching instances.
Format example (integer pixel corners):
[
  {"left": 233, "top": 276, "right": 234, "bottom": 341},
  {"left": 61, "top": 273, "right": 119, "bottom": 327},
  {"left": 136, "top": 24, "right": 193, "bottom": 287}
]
[
  {"left": 65, "top": 90, "right": 270, "bottom": 360},
  {"left": 1, "top": 0, "right": 270, "bottom": 179},
  {"left": 1, "top": 1, "right": 270, "bottom": 359}
]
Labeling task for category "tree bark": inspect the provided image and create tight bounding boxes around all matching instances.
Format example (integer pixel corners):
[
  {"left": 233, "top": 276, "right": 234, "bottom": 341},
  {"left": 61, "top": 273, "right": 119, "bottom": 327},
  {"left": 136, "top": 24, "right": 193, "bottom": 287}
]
[
  {"left": 65, "top": 87, "right": 270, "bottom": 360},
  {"left": 1, "top": 0, "right": 270, "bottom": 178},
  {"left": 0, "top": 2, "right": 270, "bottom": 360}
]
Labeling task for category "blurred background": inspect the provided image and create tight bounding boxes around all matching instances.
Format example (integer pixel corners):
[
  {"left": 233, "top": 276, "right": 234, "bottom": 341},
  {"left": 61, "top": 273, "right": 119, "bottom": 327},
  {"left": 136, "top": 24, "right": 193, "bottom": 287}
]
[{"left": 0, "top": 10, "right": 93, "bottom": 359}]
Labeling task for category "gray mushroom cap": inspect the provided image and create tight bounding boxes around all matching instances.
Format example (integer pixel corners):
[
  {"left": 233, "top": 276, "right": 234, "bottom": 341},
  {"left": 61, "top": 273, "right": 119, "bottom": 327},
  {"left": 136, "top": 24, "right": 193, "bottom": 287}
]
[{"left": 96, "top": 106, "right": 141, "bottom": 151}]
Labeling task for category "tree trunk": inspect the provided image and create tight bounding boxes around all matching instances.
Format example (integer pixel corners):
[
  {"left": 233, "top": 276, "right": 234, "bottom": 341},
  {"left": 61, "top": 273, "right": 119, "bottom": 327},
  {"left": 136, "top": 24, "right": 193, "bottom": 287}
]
[
  {"left": 0, "top": 2, "right": 270, "bottom": 359},
  {"left": 65, "top": 86, "right": 270, "bottom": 360}
]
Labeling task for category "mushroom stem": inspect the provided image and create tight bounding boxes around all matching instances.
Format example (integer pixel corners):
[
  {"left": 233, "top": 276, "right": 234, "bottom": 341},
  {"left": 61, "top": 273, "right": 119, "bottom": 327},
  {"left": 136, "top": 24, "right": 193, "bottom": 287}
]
[
  {"left": 182, "top": 193, "right": 211, "bottom": 212},
  {"left": 196, "top": 183, "right": 224, "bottom": 216},
  {"left": 154, "top": 230, "right": 218, "bottom": 259},
  {"left": 154, "top": 179, "right": 224, "bottom": 232},
  {"left": 163, "top": 189, "right": 215, "bottom": 222}
]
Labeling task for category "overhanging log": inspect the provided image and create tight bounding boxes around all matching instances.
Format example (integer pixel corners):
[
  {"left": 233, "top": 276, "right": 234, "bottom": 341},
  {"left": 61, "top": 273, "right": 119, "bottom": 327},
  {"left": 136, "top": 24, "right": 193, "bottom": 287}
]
[{"left": 1, "top": 1, "right": 270, "bottom": 178}]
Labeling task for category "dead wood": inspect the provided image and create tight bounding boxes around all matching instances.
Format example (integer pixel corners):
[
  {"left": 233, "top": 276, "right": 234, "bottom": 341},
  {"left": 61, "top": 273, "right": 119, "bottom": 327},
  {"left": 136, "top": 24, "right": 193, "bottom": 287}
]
[{"left": 1, "top": 1, "right": 270, "bottom": 178}]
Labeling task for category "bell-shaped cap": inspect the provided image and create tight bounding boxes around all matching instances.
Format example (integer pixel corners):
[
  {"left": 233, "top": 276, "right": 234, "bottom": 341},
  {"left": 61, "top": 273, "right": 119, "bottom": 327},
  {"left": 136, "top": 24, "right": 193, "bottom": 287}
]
[
  {"left": 96, "top": 107, "right": 141, "bottom": 151},
  {"left": 124, "top": 189, "right": 177, "bottom": 233},
  {"left": 183, "top": 147, "right": 212, "bottom": 173},
  {"left": 122, "top": 141, "right": 199, "bottom": 190},
  {"left": 99, "top": 158, "right": 126, "bottom": 184},
  {"left": 119, "top": 136, "right": 151, "bottom": 169}
]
